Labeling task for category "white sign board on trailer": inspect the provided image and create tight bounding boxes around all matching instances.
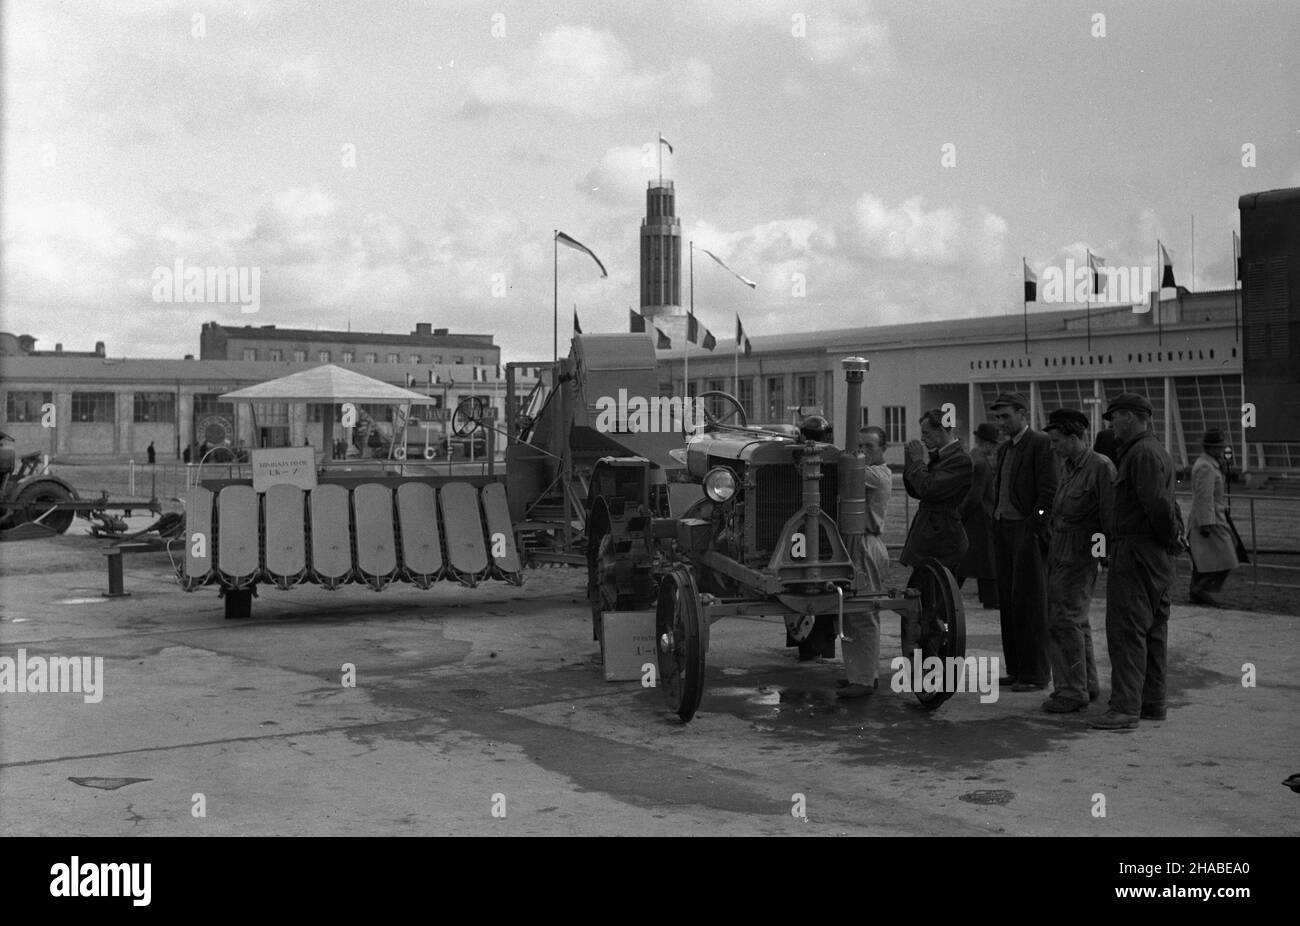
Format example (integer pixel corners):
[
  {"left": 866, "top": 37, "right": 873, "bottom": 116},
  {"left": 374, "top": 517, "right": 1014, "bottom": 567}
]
[{"left": 251, "top": 447, "right": 318, "bottom": 493}]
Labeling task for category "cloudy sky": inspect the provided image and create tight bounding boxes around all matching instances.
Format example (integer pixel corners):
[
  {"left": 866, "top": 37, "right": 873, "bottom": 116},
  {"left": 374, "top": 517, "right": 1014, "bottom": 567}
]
[{"left": 4, "top": 0, "right": 1298, "bottom": 360}]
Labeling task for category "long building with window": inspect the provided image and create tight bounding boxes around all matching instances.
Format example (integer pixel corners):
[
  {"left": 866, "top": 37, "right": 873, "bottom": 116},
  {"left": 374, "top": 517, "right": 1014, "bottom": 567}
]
[
  {"left": 667, "top": 288, "right": 1298, "bottom": 478},
  {"left": 1, "top": 323, "right": 535, "bottom": 460}
]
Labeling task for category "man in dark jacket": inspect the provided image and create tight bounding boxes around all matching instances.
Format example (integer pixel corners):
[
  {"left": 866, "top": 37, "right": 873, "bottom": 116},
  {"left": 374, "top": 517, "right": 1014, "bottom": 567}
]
[
  {"left": 1091, "top": 393, "right": 1179, "bottom": 730},
  {"left": 901, "top": 408, "right": 973, "bottom": 571},
  {"left": 900, "top": 408, "right": 972, "bottom": 661},
  {"left": 990, "top": 392, "right": 1059, "bottom": 692},
  {"left": 959, "top": 422, "right": 1002, "bottom": 608}
]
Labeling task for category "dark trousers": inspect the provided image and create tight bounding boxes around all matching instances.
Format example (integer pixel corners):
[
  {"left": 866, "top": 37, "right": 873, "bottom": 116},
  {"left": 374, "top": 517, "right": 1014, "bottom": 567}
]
[
  {"left": 1105, "top": 537, "right": 1173, "bottom": 716},
  {"left": 994, "top": 518, "right": 1050, "bottom": 684},
  {"left": 957, "top": 576, "right": 999, "bottom": 608},
  {"left": 1047, "top": 551, "right": 1100, "bottom": 703}
]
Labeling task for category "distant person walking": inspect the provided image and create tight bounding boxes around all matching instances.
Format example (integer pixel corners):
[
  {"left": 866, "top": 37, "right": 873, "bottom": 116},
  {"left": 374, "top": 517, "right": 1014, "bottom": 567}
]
[
  {"left": 1092, "top": 393, "right": 1180, "bottom": 731},
  {"left": 1187, "top": 429, "right": 1239, "bottom": 606},
  {"left": 146, "top": 441, "right": 156, "bottom": 464},
  {"left": 989, "top": 392, "right": 1058, "bottom": 692},
  {"left": 959, "top": 422, "right": 1001, "bottom": 608}
]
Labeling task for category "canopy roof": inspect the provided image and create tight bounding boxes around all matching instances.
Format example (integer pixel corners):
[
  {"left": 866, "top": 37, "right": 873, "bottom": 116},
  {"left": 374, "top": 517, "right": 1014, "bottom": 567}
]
[{"left": 219, "top": 364, "right": 438, "bottom": 404}]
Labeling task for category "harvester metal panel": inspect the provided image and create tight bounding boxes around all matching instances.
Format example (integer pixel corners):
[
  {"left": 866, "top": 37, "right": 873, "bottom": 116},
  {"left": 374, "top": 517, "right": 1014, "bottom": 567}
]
[
  {"left": 184, "top": 486, "right": 215, "bottom": 584},
  {"left": 481, "top": 482, "right": 522, "bottom": 578},
  {"left": 396, "top": 482, "right": 443, "bottom": 582},
  {"left": 216, "top": 485, "right": 260, "bottom": 580},
  {"left": 440, "top": 481, "right": 488, "bottom": 578},
  {"left": 309, "top": 484, "right": 353, "bottom": 581},
  {"left": 263, "top": 484, "right": 307, "bottom": 583},
  {"left": 353, "top": 483, "right": 398, "bottom": 583}
]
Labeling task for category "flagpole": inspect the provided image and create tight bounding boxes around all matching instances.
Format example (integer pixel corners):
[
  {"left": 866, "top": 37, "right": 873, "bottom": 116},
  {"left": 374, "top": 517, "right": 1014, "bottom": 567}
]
[
  {"left": 658, "top": 130, "right": 662, "bottom": 185},
  {"left": 1190, "top": 215, "right": 1195, "bottom": 292},
  {"left": 1233, "top": 232, "right": 1240, "bottom": 343},
  {"left": 734, "top": 317, "right": 740, "bottom": 397},
  {"left": 552, "top": 230, "right": 558, "bottom": 363},
  {"left": 685, "top": 240, "right": 692, "bottom": 399},
  {"left": 1022, "top": 255, "right": 1028, "bottom": 354},
  {"left": 1086, "top": 248, "right": 1092, "bottom": 354}
]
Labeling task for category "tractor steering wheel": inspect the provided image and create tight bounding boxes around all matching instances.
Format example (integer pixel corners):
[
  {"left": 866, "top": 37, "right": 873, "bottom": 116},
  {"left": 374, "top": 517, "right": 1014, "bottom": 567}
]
[
  {"left": 451, "top": 396, "right": 487, "bottom": 437},
  {"left": 696, "top": 390, "right": 747, "bottom": 428}
]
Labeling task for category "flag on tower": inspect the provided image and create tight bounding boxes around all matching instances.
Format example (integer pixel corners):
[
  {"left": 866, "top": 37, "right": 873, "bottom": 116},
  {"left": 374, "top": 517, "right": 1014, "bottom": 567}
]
[
  {"left": 659, "top": 134, "right": 674, "bottom": 154},
  {"left": 686, "top": 310, "right": 699, "bottom": 345},
  {"left": 555, "top": 231, "right": 608, "bottom": 277},
  {"left": 1023, "top": 260, "right": 1038, "bottom": 302},
  {"left": 573, "top": 309, "right": 582, "bottom": 334}
]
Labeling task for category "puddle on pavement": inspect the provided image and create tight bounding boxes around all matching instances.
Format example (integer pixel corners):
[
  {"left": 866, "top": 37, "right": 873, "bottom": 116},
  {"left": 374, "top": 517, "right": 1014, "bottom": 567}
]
[{"left": 708, "top": 684, "right": 848, "bottom": 718}]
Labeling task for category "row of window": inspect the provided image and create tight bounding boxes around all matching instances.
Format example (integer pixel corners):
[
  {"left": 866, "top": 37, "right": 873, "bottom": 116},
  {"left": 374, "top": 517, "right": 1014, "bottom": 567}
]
[
  {"left": 970, "top": 347, "right": 1236, "bottom": 372},
  {"left": 6, "top": 391, "right": 231, "bottom": 424},
  {"left": 239, "top": 348, "right": 487, "bottom": 365}
]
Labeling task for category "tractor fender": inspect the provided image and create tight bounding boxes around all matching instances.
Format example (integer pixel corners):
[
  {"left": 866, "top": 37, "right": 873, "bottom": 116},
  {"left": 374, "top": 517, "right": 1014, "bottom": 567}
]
[{"left": 14, "top": 475, "right": 79, "bottom": 500}]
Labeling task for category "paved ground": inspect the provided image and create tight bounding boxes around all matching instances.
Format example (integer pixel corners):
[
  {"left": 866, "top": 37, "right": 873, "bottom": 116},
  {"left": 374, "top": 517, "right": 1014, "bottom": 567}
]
[{"left": 2, "top": 529, "right": 1298, "bottom": 837}]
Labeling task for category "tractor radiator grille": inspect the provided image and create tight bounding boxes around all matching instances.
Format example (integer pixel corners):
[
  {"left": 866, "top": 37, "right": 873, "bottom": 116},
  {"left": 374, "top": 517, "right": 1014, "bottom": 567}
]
[{"left": 752, "top": 463, "right": 838, "bottom": 554}]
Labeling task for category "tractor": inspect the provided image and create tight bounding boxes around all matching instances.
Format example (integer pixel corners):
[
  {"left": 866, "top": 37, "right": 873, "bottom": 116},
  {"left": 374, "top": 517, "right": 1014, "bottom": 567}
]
[
  {"left": 0, "top": 432, "right": 79, "bottom": 534},
  {"left": 584, "top": 358, "right": 966, "bottom": 721}
]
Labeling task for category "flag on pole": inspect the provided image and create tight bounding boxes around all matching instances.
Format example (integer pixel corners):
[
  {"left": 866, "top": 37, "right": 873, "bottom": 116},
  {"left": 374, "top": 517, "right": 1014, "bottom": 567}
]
[
  {"left": 686, "top": 310, "right": 699, "bottom": 344},
  {"left": 1023, "top": 260, "right": 1038, "bottom": 302},
  {"left": 405, "top": 373, "right": 416, "bottom": 387},
  {"left": 555, "top": 231, "right": 608, "bottom": 277},
  {"left": 1088, "top": 252, "right": 1107, "bottom": 297},
  {"left": 702, "top": 328, "right": 717, "bottom": 351},
  {"left": 429, "top": 369, "right": 437, "bottom": 386},
  {"left": 573, "top": 309, "right": 582, "bottom": 334},
  {"left": 629, "top": 308, "right": 646, "bottom": 333},
  {"left": 1233, "top": 230, "right": 1241, "bottom": 281},
  {"left": 736, "top": 314, "right": 752, "bottom": 357},
  {"left": 656, "top": 327, "right": 671, "bottom": 350},
  {"left": 659, "top": 134, "right": 674, "bottom": 154},
  {"left": 1159, "top": 242, "right": 1177, "bottom": 289},
  {"left": 700, "top": 248, "right": 757, "bottom": 288}
]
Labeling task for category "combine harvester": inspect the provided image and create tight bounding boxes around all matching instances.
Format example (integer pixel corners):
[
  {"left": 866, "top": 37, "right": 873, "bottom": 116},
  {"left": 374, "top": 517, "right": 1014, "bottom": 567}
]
[{"left": 174, "top": 334, "right": 685, "bottom": 618}]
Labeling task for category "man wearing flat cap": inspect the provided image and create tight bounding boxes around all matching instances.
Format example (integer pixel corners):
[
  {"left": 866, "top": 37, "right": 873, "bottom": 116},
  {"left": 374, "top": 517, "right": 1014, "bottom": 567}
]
[
  {"left": 989, "top": 391, "right": 1058, "bottom": 691},
  {"left": 1187, "top": 429, "right": 1239, "bottom": 606},
  {"left": 1092, "top": 392, "right": 1180, "bottom": 730},
  {"left": 1041, "top": 408, "right": 1113, "bottom": 712}
]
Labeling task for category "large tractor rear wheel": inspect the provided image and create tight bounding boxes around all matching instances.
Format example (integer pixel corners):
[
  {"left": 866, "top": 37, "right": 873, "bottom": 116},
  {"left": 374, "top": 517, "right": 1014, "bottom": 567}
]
[
  {"left": 12, "top": 481, "right": 76, "bottom": 534},
  {"left": 905, "top": 558, "right": 966, "bottom": 710}
]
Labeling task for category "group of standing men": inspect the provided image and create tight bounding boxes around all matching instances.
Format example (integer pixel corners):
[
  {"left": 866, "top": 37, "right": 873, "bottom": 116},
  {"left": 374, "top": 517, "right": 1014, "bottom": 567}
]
[{"left": 844, "top": 389, "right": 1236, "bottom": 731}]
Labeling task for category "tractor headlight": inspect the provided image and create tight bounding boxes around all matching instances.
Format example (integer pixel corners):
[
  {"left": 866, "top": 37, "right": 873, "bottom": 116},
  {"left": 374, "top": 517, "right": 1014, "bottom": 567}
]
[{"left": 704, "top": 467, "right": 737, "bottom": 502}]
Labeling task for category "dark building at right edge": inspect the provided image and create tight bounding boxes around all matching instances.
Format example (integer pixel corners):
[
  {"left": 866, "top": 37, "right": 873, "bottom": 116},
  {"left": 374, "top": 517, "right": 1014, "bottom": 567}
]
[{"left": 1240, "top": 187, "right": 1300, "bottom": 442}]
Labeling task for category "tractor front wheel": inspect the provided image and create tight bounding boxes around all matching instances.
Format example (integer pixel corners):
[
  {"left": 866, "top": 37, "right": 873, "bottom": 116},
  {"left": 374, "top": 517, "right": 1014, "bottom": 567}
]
[{"left": 655, "top": 566, "right": 706, "bottom": 722}]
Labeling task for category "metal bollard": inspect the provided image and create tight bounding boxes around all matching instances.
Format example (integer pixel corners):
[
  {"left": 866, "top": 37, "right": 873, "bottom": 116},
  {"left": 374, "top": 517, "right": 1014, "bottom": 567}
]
[{"left": 103, "top": 551, "right": 129, "bottom": 598}]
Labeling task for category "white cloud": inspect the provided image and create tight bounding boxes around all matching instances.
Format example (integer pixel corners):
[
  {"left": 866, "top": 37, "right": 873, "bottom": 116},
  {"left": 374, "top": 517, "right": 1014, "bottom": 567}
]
[
  {"left": 855, "top": 195, "right": 1006, "bottom": 265},
  {"left": 580, "top": 146, "right": 656, "bottom": 202},
  {"left": 466, "top": 25, "right": 713, "bottom": 116}
]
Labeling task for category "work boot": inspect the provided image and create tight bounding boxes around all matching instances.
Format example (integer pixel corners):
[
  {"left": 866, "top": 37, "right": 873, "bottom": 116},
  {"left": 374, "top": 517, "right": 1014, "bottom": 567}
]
[
  {"left": 836, "top": 682, "right": 876, "bottom": 700},
  {"left": 1140, "top": 705, "right": 1167, "bottom": 721},
  {"left": 1011, "top": 680, "right": 1047, "bottom": 692},
  {"left": 1089, "top": 710, "right": 1139, "bottom": 730},
  {"left": 1042, "top": 694, "right": 1088, "bottom": 713},
  {"left": 1190, "top": 588, "right": 1221, "bottom": 607}
]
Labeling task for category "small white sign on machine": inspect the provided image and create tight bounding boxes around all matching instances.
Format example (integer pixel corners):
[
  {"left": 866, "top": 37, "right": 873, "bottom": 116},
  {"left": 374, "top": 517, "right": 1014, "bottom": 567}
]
[{"left": 251, "top": 447, "right": 318, "bottom": 493}]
